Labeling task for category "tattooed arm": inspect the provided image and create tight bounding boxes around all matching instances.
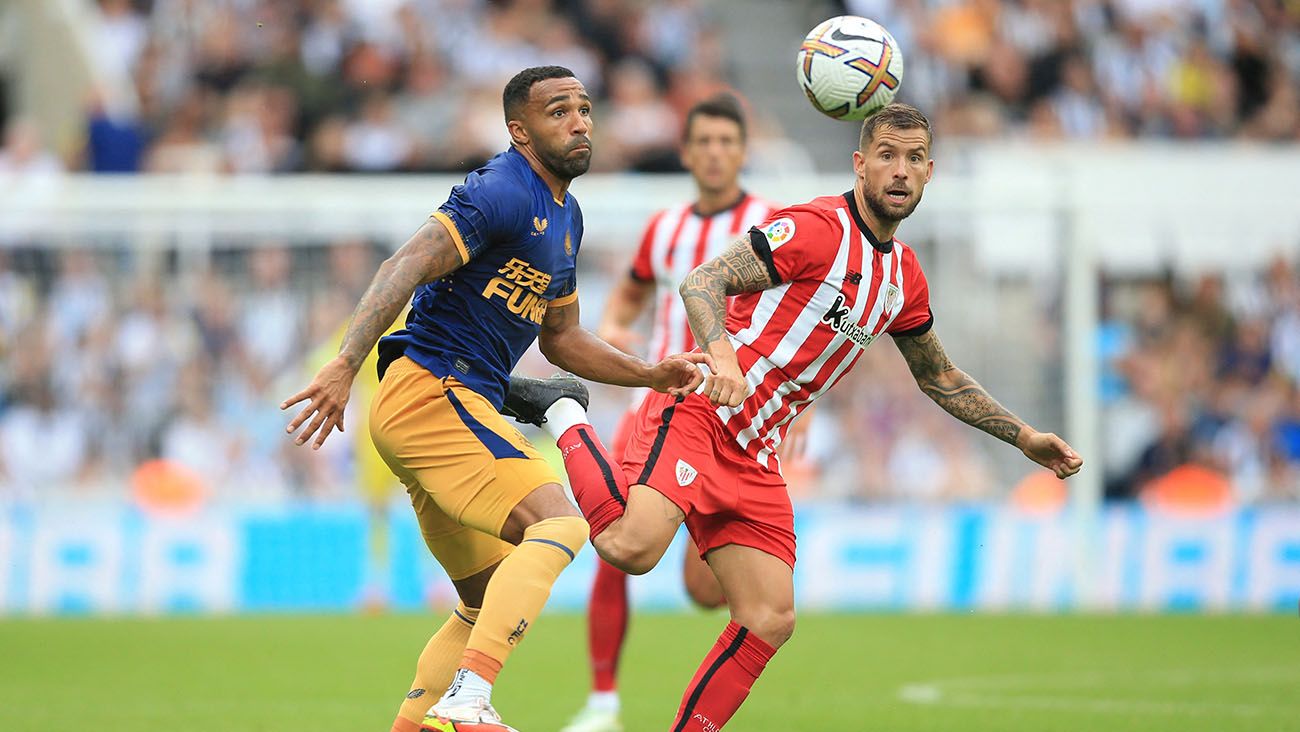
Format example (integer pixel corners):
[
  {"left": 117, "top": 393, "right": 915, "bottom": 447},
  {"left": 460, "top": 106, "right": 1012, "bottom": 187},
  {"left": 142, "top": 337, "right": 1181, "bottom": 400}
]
[
  {"left": 679, "top": 235, "right": 777, "bottom": 407},
  {"left": 893, "top": 329, "right": 1084, "bottom": 478},
  {"left": 281, "top": 217, "right": 466, "bottom": 449}
]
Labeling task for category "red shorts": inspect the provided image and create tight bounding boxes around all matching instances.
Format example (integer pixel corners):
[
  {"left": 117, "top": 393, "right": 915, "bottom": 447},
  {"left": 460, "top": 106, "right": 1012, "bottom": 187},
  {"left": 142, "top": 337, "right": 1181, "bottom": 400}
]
[
  {"left": 609, "top": 406, "right": 638, "bottom": 465},
  {"left": 620, "top": 391, "right": 797, "bottom": 568}
]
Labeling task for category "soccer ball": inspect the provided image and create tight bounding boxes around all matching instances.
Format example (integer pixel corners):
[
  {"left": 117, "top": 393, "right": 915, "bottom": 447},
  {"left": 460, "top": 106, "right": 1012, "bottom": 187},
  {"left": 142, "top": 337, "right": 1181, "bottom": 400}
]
[{"left": 796, "top": 15, "right": 904, "bottom": 121}]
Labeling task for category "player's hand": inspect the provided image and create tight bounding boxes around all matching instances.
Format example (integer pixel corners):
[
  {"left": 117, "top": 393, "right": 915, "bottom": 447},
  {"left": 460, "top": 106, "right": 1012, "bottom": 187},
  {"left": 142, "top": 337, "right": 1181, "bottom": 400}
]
[
  {"left": 281, "top": 355, "right": 357, "bottom": 450},
  {"left": 1019, "top": 431, "right": 1084, "bottom": 479},
  {"left": 648, "top": 352, "right": 713, "bottom": 396},
  {"left": 702, "top": 346, "right": 747, "bottom": 407}
]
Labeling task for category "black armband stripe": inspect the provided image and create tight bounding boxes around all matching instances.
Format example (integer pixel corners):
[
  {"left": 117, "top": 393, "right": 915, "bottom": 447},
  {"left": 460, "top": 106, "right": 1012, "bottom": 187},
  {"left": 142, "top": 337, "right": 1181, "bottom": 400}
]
[
  {"left": 747, "top": 227, "right": 783, "bottom": 286},
  {"left": 891, "top": 310, "right": 934, "bottom": 338}
]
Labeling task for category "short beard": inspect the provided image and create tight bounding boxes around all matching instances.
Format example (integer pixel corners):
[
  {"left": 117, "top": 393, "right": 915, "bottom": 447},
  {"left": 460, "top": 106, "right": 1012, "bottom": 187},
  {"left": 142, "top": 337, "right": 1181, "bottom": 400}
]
[
  {"left": 540, "top": 144, "right": 591, "bottom": 181},
  {"left": 863, "top": 186, "right": 922, "bottom": 224}
]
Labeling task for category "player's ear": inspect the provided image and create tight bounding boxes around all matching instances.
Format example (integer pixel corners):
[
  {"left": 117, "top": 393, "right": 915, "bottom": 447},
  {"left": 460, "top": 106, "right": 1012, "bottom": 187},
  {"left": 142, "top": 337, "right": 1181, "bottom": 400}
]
[
  {"left": 851, "top": 149, "right": 865, "bottom": 178},
  {"left": 925, "top": 158, "right": 934, "bottom": 182},
  {"left": 507, "top": 119, "right": 529, "bottom": 146}
]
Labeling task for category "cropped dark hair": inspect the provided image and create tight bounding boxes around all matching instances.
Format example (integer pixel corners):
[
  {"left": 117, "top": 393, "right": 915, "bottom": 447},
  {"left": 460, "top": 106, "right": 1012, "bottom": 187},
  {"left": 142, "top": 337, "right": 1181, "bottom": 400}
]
[
  {"left": 859, "top": 103, "right": 932, "bottom": 149},
  {"left": 503, "top": 65, "right": 577, "bottom": 123},
  {"left": 683, "top": 92, "right": 747, "bottom": 142}
]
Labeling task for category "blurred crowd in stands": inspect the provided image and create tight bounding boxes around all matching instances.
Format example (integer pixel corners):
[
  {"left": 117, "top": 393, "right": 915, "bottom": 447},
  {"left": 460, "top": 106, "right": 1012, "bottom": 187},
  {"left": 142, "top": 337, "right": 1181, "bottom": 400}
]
[
  {"left": 4, "top": 237, "right": 1300, "bottom": 509},
  {"left": 843, "top": 0, "right": 1300, "bottom": 140},
  {"left": 0, "top": 0, "right": 1297, "bottom": 175},
  {"left": 1, "top": 0, "right": 1298, "bottom": 508},
  {"left": 6, "top": 0, "right": 733, "bottom": 175},
  {"left": 1100, "top": 262, "right": 1300, "bottom": 506},
  {"left": 0, "top": 243, "right": 382, "bottom": 504}
]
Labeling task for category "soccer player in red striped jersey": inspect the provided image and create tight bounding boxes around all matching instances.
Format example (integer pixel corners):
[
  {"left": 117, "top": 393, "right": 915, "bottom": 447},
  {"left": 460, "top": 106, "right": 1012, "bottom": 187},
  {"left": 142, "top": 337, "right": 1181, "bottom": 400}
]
[
  {"left": 562, "top": 94, "right": 777, "bottom": 732},
  {"left": 509, "top": 103, "right": 1083, "bottom": 730}
]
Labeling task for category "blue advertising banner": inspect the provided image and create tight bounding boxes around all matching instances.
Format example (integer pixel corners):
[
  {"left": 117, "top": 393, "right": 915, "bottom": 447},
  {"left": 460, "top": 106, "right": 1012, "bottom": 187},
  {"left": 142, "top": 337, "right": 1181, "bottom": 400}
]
[{"left": 2, "top": 504, "right": 1297, "bottom": 615}]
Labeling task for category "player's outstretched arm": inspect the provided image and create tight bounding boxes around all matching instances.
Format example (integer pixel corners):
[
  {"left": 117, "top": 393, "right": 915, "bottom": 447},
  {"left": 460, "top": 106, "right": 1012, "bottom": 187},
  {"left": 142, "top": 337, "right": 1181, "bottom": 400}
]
[
  {"left": 281, "top": 217, "right": 466, "bottom": 449},
  {"left": 596, "top": 274, "right": 654, "bottom": 354},
  {"left": 679, "top": 236, "right": 775, "bottom": 407},
  {"left": 539, "top": 297, "right": 709, "bottom": 396},
  {"left": 893, "top": 329, "right": 1084, "bottom": 479}
]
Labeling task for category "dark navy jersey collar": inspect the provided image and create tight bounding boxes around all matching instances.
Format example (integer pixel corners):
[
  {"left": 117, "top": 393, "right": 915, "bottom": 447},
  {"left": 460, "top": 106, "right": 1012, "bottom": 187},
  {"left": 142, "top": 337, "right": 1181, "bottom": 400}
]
[{"left": 843, "top": 191, "right": 894, "bottom": 253}]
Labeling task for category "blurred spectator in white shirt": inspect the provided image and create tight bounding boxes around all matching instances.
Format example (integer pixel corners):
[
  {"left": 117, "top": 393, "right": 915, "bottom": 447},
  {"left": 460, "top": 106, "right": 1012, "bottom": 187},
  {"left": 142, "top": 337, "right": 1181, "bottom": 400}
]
[{"left": 0, "top": 379, "right": 88, "bottom": 500}]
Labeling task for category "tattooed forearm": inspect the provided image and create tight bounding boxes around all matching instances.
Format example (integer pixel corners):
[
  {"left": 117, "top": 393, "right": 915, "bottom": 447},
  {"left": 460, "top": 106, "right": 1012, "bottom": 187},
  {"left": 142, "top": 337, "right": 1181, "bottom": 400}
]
[
  {"left": 337, "top": 217, "right": 464, "bottom": 369},
  {"left": 679, "top": 237, "right": 775, "bottom": 350},
  {"left": 920, "top": 373, "right": 1026, "bottom": 446},
  {"left": 894, "top": 330, "right": 1027, "bottom": 447}
]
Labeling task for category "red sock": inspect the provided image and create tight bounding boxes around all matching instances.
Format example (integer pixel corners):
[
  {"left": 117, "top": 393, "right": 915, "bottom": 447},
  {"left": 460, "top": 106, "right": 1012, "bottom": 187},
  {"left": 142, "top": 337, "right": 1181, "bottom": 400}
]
[
  {"left": 670, "top": 622, "right": 777, "bottom": 732},
  {"left": 588, "top": 557, "right": 629, "bottom": 692},
  {"left": 558, "top": 424, "right": 629, "bottom": 537}
]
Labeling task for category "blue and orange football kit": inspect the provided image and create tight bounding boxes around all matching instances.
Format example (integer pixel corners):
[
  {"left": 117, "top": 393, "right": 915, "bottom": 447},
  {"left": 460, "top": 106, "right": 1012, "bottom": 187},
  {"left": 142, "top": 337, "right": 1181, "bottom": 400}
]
[{"left": 375, "top": 147, "right": 591, "bottom": 730}]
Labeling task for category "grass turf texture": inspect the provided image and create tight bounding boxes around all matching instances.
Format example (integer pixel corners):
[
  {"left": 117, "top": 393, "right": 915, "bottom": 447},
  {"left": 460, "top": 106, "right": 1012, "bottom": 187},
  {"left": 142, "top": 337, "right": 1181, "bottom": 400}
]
[{"left": 1, "top": 613, "right": 1296, "bottom": 732}]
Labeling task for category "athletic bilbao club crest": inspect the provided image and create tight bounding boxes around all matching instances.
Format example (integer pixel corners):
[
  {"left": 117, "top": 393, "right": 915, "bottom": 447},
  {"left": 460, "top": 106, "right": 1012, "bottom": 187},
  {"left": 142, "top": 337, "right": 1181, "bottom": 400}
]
[
  {"left": 676, "top": 459, "right": 698, "bottom": 486},
  {"left": 883, "top": 283, "right": 901, "bottom": 317}
]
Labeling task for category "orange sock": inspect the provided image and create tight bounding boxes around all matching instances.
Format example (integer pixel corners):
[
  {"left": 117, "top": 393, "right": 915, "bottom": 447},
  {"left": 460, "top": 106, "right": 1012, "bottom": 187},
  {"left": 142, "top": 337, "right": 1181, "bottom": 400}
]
[
  {"left": 460, "top": 516, "right": 588, "bottom": 683},
  {"left": 392, "top": 603, "right": 479, "bottom": 728}
]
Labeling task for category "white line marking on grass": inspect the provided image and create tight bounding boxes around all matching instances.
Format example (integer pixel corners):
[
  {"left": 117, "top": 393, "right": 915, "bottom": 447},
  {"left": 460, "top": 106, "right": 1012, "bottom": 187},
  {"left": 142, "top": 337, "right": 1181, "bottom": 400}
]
[{"left": 896, "top": 666, "right": 1300, "bottom": 719}]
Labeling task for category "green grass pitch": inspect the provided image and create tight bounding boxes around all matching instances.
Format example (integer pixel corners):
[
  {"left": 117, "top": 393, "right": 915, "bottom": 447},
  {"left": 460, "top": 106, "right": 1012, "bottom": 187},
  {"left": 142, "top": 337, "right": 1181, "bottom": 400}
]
[{"left": 1, "top": 612, "right": 1296, "bottom": 731}]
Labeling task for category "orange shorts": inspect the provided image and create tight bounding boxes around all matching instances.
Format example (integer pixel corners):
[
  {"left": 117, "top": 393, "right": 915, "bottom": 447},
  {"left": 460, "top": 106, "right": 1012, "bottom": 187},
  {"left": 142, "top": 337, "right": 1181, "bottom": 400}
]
[{"left": 369, "top": 356, "right": 562, "bottom": 579}]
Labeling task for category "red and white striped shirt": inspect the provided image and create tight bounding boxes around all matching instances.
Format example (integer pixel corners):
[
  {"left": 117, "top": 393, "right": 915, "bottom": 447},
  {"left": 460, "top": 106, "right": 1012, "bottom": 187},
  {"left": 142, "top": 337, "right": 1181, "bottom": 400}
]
[
  {"left": 717, "top": 192, "right": 933, "bottom": 469},
  {"left": 632, "top": 192, "right": 777, "bottom": 361}
]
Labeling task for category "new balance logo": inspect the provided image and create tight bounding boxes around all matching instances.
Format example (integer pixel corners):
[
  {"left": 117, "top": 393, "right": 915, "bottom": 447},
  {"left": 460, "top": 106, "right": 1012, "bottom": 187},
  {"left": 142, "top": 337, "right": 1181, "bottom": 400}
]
[
  {"left": 844, "top": 270, "right": 862, "bottom": 285},
  {"left": 507, "top": 618, "right": 529, "bottom": 645}
]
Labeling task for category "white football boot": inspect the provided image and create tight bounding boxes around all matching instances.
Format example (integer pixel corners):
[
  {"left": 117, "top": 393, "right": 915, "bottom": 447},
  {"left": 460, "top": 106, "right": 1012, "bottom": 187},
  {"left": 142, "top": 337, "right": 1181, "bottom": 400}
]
[
  {"left": 424, "top": 696, "right": 518, "bottom": 731},
  {"left": 559, "top": 704, "right": 623, "bottom": 732}
]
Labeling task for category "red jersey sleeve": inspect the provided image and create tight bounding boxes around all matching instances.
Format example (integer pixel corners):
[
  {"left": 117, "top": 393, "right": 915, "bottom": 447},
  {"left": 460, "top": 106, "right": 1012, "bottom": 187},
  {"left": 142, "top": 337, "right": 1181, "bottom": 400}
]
[
  {"left": 629, "top": 210, "right": 664, "bottom": 283},
  {"left": 748, "top": 206, "right": 840, "bottom": 284},
  {"left": 888, "top": 244, "right": 934, "bottom": 336}
]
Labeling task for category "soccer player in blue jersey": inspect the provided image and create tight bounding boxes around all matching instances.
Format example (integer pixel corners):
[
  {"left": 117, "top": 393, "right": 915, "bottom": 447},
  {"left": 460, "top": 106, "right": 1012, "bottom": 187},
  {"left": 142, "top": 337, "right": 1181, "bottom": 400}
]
[{"left": 281, "top": 66, "right": 708, "bottom": 732}]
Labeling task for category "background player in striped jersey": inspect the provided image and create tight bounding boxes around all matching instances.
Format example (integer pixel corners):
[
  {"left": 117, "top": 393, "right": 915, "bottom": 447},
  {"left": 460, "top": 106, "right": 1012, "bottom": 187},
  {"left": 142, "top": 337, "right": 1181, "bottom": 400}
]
[
  {"left": 511, "top": 103, "right": 1084, "bottom": 730},
  {"left": 561, "top": 94, "right": 777, "bottom": 732}
]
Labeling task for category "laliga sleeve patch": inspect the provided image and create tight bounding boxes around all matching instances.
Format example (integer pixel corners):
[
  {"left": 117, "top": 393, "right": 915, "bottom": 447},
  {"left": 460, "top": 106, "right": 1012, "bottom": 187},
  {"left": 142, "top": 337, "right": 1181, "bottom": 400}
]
[{"left": 761, "top": 217, "right": 796, "bottom": 249}]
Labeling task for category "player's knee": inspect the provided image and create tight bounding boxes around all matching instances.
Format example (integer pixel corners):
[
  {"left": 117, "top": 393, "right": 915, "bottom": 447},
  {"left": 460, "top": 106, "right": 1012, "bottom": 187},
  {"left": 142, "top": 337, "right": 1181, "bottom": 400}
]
[
  {"left": 736, "top": 606, "right": 796, "bottom": 648},
  {"left": 522, "top": 515, "right": 589, "bottom": 564},
  {"left": 596, "top": 534, "right": 658, "bottom": 575},
  {"left": 612, "top": 546, "right": 658, "bottom": 575}
]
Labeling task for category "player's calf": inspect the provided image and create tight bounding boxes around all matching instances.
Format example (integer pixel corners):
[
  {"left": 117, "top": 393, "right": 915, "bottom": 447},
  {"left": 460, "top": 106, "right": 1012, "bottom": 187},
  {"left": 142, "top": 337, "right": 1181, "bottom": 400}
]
[
  {"left": 502, "top": 375, "right": 630, "bottom": 537},
  {"left": 433, "top": 510, "right": 588, "bottom": 724},
  {"left": 683, "top": 550, "right": 726, "bottom": 609},
  {"left": 587, "top": 483, "right": 683, "bottom": 574}
]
